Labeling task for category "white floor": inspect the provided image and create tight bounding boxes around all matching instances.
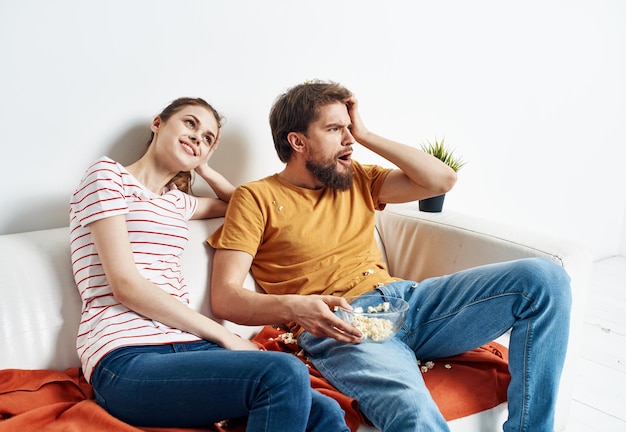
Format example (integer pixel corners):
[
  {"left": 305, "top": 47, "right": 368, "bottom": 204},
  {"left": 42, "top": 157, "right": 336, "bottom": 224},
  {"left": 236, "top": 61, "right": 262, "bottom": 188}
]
[{"left": 565, "top": 255, "right": 626, "bottom": 432}]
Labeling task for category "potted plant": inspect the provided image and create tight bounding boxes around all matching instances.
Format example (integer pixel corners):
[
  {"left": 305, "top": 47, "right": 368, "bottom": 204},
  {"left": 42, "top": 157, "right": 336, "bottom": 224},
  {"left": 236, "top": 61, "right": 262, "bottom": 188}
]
[{"left": 419, "top": 136, "right": 466, "bottom": 212}]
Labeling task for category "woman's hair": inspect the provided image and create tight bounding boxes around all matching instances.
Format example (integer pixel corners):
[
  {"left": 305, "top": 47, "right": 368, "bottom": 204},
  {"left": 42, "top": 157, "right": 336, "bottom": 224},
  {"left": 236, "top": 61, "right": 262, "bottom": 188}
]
[
  {"left": 269, "top": 80, "right": 351, "bottom": 163},
  {"left": 149, "top": 97, "right": 224, "bottom": 193}
]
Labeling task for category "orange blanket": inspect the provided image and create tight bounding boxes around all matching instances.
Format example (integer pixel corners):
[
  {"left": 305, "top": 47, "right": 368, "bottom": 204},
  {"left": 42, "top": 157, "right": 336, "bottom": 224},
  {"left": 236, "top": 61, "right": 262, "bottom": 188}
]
[{"left": 0, "top": 326, "right": 510, "bottom": 432}]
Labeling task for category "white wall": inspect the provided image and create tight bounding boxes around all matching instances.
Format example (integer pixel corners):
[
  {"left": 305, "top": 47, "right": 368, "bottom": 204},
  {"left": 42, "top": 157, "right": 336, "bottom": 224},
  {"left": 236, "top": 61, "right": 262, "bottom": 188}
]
[
  {"left": 621, "top": 208, "right": 626, "bottom": 257},
  {"left": 1, "top": 0, "right": 624, "bottom": 260}
]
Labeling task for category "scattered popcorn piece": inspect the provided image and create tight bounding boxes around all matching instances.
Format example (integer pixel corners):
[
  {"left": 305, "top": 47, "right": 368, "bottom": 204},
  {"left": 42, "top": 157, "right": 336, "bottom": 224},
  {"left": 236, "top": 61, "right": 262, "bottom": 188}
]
[
  {"left": 276, "top": 332, "right": 297, "bottom": 344},
  {"left": 444, "top": 364, "right": 452, "bottom": 369},
  {"left": 366, "top": 302, "right": 390, "bottom": 313},
  {"left": 419, "top": 360, "right": 436, "bottom": 373}
]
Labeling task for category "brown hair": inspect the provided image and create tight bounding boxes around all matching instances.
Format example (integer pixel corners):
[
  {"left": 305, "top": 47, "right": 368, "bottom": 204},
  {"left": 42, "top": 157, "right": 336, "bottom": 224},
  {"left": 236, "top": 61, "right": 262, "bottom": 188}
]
[
  {"left": 148, "top": 97, "right": 224, "bottom": 193},
  {"left": 269, "top": 80, "right": 351, "bottom": 163}
]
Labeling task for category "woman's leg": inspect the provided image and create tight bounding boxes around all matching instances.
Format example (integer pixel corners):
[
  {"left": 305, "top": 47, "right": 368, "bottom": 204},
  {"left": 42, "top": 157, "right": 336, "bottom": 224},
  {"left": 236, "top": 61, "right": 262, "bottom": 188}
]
[{"left": 90, "top": 341, "right": 330, "bottom": 432}]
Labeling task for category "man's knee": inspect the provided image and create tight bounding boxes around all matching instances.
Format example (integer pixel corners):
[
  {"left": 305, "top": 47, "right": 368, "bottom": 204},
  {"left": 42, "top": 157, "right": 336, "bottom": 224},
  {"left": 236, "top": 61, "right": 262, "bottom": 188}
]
[{"left": 517, "top": 257, "right": 572, "bottom": 311}]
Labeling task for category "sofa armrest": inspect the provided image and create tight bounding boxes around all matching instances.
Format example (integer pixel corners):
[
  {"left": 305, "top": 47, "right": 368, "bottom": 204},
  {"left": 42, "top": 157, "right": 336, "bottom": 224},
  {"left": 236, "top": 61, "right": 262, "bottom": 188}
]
[
  {"left": 376, "top": 204, "right": 592, "bottom": 283},
  {"left": 375, "top": 203, "right": 592, "bottom": 340},
  {"left": 375, "top": 203, "right": 593, "bottom": 432}
]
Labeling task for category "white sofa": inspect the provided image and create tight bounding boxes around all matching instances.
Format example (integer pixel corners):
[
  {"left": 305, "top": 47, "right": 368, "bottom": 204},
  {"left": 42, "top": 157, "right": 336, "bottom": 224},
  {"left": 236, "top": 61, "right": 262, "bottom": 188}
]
[{"left": 0, "top": 204, "right": 592, "bottom": 431}]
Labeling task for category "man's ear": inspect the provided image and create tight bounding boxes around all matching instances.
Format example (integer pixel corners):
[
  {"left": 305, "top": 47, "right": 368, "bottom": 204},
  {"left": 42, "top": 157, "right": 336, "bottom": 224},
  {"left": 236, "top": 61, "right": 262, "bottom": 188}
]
[
  {"left": 151, "top": 116, "right": 162, "bottom": 134},
  {"left": 287, "top": 132, "right": 306, "bottom": 154}
]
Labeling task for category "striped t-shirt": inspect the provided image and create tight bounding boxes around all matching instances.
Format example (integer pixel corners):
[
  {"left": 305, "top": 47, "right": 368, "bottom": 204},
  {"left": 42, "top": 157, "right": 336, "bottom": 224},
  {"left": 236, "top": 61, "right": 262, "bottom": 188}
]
[{"left": 69, "top": 156, "right": 201, "bottom": 381}]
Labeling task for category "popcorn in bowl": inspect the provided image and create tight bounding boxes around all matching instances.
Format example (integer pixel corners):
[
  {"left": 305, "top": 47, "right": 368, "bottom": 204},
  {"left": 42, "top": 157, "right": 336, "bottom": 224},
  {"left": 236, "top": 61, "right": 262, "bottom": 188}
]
[{"left": 337, "top": 294, "right": 409, "bottom": 342}]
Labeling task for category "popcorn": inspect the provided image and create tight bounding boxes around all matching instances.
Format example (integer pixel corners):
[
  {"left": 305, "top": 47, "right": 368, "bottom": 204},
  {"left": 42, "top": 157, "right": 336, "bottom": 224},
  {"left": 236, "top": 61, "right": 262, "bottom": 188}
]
[
  {"left": 270, "top": 331, "right": 298, "bottom": 344},
  {"left": 348, "top": 301, "right": 393, "bottom": 342},
  {"left": 416, "top": 360, "right": 452, "bottom": 373},
  {"left": 351, "top": 314, "right": 393, "bottom": 341},
  {"left": 419, "top": 360, "right": 436, "bottom": 373},
  {"left": 367, "top": 302, "right": 390, "bottom": 313}
]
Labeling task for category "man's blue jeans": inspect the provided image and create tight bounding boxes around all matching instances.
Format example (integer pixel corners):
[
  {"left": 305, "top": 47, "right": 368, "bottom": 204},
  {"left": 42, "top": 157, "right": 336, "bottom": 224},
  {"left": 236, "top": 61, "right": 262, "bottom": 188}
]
[
  {"left": 90, "top": 341, "right": 349, "bottom": 432},
  {"left": 299, "top": 257, "right": 572, "bottom": 432}
]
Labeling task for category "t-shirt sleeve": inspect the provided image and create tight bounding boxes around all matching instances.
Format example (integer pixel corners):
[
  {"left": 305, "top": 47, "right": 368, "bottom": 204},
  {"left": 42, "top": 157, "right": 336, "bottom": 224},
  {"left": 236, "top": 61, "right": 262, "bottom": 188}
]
[
  {"left": 70, "top": 159, "right": 129, "bottom": 228},
  {"left": 168, "top": 187, "right": 198, "bottom": 221},
  {"left": 207, "top": 185, "right": 264, "bottom": 257},
  {"left": 360, "top": 164, "right": 393, "bottom": 210}
]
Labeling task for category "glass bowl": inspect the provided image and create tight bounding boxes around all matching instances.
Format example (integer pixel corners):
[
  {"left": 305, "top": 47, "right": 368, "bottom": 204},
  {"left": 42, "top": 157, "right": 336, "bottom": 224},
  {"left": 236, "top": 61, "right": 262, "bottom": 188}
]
[{"left": 337, "top": 294, "right": 409, "bottom": 342}]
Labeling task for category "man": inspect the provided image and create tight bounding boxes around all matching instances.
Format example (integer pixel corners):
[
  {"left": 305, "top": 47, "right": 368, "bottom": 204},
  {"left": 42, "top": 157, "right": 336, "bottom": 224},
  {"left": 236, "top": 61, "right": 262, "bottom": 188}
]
[{"left": 208, "top": 80, "right": 571, "bottom": 432}]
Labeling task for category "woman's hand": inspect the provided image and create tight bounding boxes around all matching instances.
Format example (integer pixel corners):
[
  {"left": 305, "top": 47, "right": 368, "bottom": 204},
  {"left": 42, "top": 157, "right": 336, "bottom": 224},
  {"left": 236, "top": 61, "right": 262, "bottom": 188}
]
[
  {"left": 206, "top": 129, "right": 221, "bottom": 161},
  {"left": 221, "top": 334, "right": 264, "bottom": 351},
  {"left": 193, "top": 164, "right": 236, "bottom": 204},
  {"left": 193, "top": 128, "right": 233, "bottom": 200}
]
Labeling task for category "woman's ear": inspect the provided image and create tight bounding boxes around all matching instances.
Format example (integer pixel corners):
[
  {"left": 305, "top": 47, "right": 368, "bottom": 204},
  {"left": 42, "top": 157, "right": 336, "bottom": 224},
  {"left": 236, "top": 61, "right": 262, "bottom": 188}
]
[
  {"left": 151, "top": 116, "right": 162, "bottom": 134},
  {"left": 287, "top": 132, "right": 306, "bottom": 154}
]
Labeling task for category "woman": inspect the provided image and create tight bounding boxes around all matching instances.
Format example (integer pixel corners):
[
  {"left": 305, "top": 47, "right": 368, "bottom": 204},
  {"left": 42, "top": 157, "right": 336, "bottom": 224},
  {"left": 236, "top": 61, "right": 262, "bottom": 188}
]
[{"left": 69, "top": 97, "right": 349, "bottom": 431}]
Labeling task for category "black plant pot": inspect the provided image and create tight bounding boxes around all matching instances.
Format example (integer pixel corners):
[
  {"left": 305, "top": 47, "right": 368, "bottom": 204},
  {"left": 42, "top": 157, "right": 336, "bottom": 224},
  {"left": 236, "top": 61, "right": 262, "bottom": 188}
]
[{"left": 419, "top": 194, "right": 445, "bottom": 212}]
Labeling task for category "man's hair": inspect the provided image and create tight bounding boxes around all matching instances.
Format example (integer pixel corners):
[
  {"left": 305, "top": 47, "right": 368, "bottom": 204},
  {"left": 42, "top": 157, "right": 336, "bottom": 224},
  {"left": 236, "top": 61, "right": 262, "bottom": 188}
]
[{"left": 269, "top": 80, "right": 351, "bottom": 163}]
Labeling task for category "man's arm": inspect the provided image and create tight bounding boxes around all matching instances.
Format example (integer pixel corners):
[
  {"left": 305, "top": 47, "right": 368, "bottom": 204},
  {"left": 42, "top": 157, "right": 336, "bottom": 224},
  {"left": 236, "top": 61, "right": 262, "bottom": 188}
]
[
  {"left": 210, "top": 248, "right": 362, "bottom": 343},
  {"left": 346, "top": 96, "right": 458, "bottom": 204}
]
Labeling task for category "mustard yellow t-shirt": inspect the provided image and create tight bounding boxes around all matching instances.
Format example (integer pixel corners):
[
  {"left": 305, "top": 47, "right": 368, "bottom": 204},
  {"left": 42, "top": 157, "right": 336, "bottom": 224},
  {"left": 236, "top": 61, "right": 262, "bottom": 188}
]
[{"left": 208, "top": 161, "right": 400, "bottom": 300}]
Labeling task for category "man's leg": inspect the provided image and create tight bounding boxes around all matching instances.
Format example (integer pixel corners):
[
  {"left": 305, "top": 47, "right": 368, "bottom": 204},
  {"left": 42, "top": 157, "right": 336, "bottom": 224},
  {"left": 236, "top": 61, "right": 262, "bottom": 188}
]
[
  {"left": 383, "top": 257, "right": 572, "bottom": 432},
  {"left": 300, "top": 309, "right": 450, "bottom": 432}
]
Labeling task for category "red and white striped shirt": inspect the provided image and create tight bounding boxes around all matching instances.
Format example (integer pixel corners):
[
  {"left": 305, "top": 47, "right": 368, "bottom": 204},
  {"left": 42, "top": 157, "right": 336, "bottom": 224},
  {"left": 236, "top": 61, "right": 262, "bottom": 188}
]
[{"left": 69, "top": 157, "right": 201, "bottom": 381}]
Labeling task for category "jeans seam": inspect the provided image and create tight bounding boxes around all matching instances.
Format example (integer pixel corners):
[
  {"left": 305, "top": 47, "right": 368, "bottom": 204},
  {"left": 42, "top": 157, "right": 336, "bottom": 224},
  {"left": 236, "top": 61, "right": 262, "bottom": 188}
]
[
  {"left": 519, "top": 316, "right": 533, "bottom": 432},
  {"left": 408, "top": 291, "right": 536, "bottom": 332}
]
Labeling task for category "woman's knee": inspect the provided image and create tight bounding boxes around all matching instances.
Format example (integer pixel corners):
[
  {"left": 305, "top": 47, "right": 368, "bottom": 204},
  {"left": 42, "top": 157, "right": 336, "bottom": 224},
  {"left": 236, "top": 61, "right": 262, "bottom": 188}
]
[{"left": 260, "top": 352, "right": 310, "bottom": 388}]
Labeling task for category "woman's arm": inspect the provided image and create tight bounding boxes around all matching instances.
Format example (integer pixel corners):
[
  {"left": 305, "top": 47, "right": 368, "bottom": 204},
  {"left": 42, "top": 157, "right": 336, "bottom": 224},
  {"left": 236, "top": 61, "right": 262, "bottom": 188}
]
[
  {"left": 195, "top": 164, "right": 236, "bottom": 202},
  {"left": 191, "top": 164, "right": 236, "bottom": 220},
  {"left": 191, "top": 165, "right": 235, "bottom": 220},
  {"left": 89, "top": 214, "right": 258, "bottom": 351},
  {"left": 191, "top": 197, "right": 229, "bottom": 220}
]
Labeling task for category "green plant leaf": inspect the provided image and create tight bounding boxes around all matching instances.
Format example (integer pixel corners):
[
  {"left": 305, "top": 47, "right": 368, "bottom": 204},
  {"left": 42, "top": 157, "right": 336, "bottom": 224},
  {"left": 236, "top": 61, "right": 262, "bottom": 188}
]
[{"left": 420, "top": 136, "right": 466, "bottom": 172}]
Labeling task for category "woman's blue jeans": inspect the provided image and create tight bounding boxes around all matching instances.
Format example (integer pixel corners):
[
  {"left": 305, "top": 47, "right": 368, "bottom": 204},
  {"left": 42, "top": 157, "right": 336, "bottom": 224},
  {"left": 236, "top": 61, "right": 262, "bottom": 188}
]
[
  {"left": 90, "top": 341, "right": 349, "bottom": 432},
  {"left": 299, "top": 257, "right": 572, "bottom": 432}
]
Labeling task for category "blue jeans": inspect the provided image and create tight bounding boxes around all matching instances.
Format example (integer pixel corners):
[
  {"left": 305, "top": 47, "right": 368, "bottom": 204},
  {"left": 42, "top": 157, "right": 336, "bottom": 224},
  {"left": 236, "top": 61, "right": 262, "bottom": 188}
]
[
  {"left": 90, "top": 340, "right": 349, "bottom": 432},
  {"left": 299, "top": 257, "right": 572, "bottom": 432}
]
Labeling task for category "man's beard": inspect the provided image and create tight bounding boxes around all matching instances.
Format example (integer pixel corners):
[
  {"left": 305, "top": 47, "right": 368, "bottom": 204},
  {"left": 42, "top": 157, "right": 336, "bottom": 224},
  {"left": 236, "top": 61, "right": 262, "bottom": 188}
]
[{"left": 306, "top": 157, "right": 353, "bottom": 191}]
